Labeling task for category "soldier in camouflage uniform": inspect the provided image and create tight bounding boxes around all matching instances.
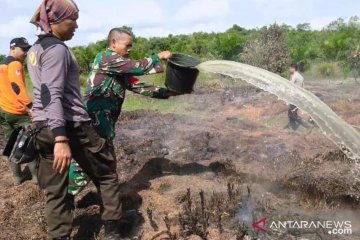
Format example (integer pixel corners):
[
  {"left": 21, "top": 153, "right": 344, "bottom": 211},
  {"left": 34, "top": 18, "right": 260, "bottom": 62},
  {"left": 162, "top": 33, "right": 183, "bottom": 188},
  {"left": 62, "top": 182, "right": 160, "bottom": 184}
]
[{"left": 68, "top": 28, "right": 175, "bottom": 195}]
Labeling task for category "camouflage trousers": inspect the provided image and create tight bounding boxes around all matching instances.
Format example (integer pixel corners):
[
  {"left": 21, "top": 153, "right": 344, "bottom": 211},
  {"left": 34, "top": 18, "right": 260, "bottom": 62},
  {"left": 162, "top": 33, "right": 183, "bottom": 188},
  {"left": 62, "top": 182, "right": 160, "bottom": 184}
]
[{"left": 68, "top": 159, "right": 90, "bottom": 195}]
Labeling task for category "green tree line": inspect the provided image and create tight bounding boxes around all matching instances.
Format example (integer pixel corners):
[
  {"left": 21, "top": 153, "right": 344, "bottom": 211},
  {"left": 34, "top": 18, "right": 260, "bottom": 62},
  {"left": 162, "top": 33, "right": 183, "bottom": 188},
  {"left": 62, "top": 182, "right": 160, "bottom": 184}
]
[
  {"left": 2, "top": 17, "right": 360, "bottom": 79},
  {"left": 72, "top": 16, "right": 360, "bottom": 79}
]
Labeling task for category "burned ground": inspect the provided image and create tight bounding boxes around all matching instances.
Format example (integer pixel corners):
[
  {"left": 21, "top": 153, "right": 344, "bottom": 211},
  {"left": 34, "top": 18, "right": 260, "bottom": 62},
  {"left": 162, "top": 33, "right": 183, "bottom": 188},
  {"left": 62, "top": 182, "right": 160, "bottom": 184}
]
[{"left": 0, "top": 79, "right": 359, "bottom": 240}]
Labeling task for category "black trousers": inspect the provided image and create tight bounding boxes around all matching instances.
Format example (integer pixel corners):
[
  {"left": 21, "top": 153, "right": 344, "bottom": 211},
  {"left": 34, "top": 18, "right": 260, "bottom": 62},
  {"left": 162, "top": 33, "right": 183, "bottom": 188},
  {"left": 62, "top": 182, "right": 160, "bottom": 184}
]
[
  {"left": 35, "top": 121, "right": 122, "bottom": 238},
  {"left": 288, "top": 104, "right": 299, "bottom": 122}
]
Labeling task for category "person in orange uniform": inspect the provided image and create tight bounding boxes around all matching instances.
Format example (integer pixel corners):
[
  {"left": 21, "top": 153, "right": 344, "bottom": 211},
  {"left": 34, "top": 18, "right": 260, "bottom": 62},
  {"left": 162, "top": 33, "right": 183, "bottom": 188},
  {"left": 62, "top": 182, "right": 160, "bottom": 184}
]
[{"left": 0, "top": 37, "right": 36, "bottom": 185}]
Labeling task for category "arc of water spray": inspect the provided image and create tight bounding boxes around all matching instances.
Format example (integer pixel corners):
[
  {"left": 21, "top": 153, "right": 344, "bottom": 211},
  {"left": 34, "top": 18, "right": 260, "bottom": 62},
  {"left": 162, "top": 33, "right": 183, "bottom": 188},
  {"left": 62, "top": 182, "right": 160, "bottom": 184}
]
[{"left": 198, "top": 60, "right": 360, "bottom": 162}]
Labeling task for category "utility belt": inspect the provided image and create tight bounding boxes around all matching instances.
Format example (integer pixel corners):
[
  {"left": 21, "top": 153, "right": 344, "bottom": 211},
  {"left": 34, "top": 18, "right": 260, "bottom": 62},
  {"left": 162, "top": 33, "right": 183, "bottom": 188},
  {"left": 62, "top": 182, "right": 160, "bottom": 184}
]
[
  {"left": 34, "top": 120, "right": 91, "bottom": 129},
  {"left": 65, "top": 120, "right": 92, "bottom": 129},
  {"left": 3, "top": 120, "right": 97, "bottom": 165}
]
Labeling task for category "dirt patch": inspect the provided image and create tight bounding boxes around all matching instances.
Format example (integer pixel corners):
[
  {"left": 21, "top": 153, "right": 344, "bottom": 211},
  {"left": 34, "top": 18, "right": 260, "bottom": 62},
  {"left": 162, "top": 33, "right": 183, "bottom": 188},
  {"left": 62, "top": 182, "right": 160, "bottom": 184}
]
[{"left": 286, "top": 150, "right": 360, "bottom": 205}]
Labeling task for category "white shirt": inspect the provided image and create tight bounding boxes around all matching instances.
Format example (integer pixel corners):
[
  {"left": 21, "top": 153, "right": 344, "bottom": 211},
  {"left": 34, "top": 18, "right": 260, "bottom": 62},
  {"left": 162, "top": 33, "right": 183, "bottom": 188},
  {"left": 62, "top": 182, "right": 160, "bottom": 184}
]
[{"left": 290, "top": 71, "right": 304, "bottom": 88}]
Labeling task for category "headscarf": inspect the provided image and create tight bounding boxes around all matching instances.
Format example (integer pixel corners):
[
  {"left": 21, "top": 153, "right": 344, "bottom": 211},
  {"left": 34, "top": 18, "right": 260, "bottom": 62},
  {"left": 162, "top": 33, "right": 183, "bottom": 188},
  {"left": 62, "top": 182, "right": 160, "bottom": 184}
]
[{"left": 30, "top": 0, "right": 79, "bottom": 34}]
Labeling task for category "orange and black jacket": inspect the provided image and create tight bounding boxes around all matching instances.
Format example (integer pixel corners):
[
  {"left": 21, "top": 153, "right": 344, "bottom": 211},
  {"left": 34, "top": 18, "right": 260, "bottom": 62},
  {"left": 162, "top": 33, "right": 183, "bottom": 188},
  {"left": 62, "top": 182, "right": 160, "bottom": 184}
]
[{"left": 0, "top": 56, "right": 32, "bottom": 115}]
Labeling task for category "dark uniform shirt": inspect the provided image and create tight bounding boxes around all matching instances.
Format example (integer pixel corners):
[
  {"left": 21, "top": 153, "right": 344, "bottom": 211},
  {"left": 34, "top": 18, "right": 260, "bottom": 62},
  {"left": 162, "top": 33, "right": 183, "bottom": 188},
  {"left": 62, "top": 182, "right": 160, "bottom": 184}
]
[{"left": 27, "top": 36, "right": 90, "bottom": 138}]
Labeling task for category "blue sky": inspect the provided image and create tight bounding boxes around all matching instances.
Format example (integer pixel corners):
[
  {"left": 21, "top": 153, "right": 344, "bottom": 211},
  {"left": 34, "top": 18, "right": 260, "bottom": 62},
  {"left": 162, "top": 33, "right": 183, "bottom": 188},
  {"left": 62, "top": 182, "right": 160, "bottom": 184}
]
[{"left": 0, "top": 0, "right": 358, "bottom": 54}]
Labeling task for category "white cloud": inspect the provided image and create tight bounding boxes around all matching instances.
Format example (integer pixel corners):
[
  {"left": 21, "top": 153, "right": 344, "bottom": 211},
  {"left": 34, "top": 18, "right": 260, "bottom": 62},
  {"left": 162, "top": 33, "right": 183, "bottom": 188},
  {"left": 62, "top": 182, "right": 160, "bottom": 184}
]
[
  {"left": 135, "top": 27, "right": 171, "bottom": 38},
  {"left": 0, "top": 16, "right": 34, "bottom": 38},
  {"left": 309, "top": 16, "right": 334, "bottom": 30},
  {"left": 247, "top": 0, "right": 297, "bottom": 6},
  {"left": 174, "top": 0, "right": 230, "bottom": 23},
  {"left": 76, "top": 0, "right": 165, "bottom": 31},
  {"left": 0, "top": 0, "right": 23, "bottom": 9},
  {"left": 243, "top": 0, "right": 313, "bottom": 20},
  {"left": 73, "top": 0, "right": 230, "bottom": 47},
  {"left": 82, "top": 31, "right": 107, "bottom": 44},
  {"left": 0, "top": 17, "right": 36, "bottom": 54},
  {"left": 136, "top": 21, "right": 229, "bottom": 38},
  {"left": 0, "top": 0, "right": 358, "bottom": 54}
]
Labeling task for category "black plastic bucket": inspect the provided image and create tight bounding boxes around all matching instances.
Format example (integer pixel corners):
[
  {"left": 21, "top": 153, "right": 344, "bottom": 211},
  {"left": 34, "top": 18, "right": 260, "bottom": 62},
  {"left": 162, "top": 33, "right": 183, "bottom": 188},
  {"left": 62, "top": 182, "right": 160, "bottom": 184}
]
[{"left": 165, "top": 53, "right": 201, "bottom": 94}]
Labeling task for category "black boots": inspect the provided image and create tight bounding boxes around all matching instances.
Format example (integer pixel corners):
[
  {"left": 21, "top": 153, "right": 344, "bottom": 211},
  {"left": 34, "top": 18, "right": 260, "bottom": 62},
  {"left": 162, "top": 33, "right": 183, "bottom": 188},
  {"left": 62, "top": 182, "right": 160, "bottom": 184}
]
[
  {"left": 104, "top": 220, "right": 122, "bottom": 240},
  {"left": 9, "top": 161, "right": 23, "bottom": 185},
  {"left": 53, "top": 236, "right": 71, "bottom": 240},
  {"left": 8, "top": 160, "right": 38, "bottom": 185},
  {"left": 27, "top": 160, "right": 38, "bottom": 184},
  {"left": 104, "top": 209, "right": 143, "bottom": 240},
  {"left": 52, "top": 221, "right": 132, "bottom": 240}
]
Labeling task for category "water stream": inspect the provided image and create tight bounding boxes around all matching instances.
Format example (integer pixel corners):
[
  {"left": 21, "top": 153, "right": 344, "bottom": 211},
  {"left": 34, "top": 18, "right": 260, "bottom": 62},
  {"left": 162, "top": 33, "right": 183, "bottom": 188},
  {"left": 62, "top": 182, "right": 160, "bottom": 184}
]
[{"left": 198, "top": 60, "right": 360, "bottom": 162}]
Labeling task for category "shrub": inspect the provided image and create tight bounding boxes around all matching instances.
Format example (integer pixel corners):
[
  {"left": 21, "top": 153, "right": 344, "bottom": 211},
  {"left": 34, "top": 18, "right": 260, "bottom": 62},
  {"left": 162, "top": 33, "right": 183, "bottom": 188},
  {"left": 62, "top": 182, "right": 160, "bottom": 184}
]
[
  {"left": 240, "top": 24, "right": 289, "bottom": 74},
  {"left": 305, "top": 62, "right": 342, "bottom": 79}
]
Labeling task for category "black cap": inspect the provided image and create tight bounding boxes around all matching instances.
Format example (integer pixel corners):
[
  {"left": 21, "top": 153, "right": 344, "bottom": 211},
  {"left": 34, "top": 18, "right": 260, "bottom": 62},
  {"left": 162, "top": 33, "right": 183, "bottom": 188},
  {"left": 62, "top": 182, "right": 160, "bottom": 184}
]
[{"left": 10, "top": 37, "right": 31, "bottom": 50}]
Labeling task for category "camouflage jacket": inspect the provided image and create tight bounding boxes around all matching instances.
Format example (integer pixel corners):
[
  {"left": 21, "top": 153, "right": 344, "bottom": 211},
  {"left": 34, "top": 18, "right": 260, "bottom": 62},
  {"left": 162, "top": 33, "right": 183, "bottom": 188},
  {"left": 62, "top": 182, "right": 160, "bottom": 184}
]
[{"left": 84, "top": 49, "right": 168, "bottom": 140}]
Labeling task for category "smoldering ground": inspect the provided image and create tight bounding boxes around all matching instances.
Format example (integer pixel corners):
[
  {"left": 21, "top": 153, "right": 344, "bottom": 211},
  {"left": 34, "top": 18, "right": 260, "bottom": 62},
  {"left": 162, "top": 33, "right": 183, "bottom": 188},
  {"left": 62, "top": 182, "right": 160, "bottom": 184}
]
[{"left": 0, "top": 78, "right": 359, "bottom": 239}]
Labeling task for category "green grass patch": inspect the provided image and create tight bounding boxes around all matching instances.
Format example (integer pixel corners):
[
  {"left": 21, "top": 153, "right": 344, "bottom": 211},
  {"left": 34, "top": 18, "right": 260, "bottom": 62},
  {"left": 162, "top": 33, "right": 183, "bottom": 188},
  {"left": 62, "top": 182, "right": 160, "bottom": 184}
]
[
  {"left": 123, "top": 93, "right": 190, "bottom": 113},
  {"left": 304, "top": 61, "right": 343, "bottom": 80},
  {"left": 138, "top": 71, "right": 167, "bottom": 87},
  {"left": 122, "top": 93, "right": 211, "bottom": 120}
]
